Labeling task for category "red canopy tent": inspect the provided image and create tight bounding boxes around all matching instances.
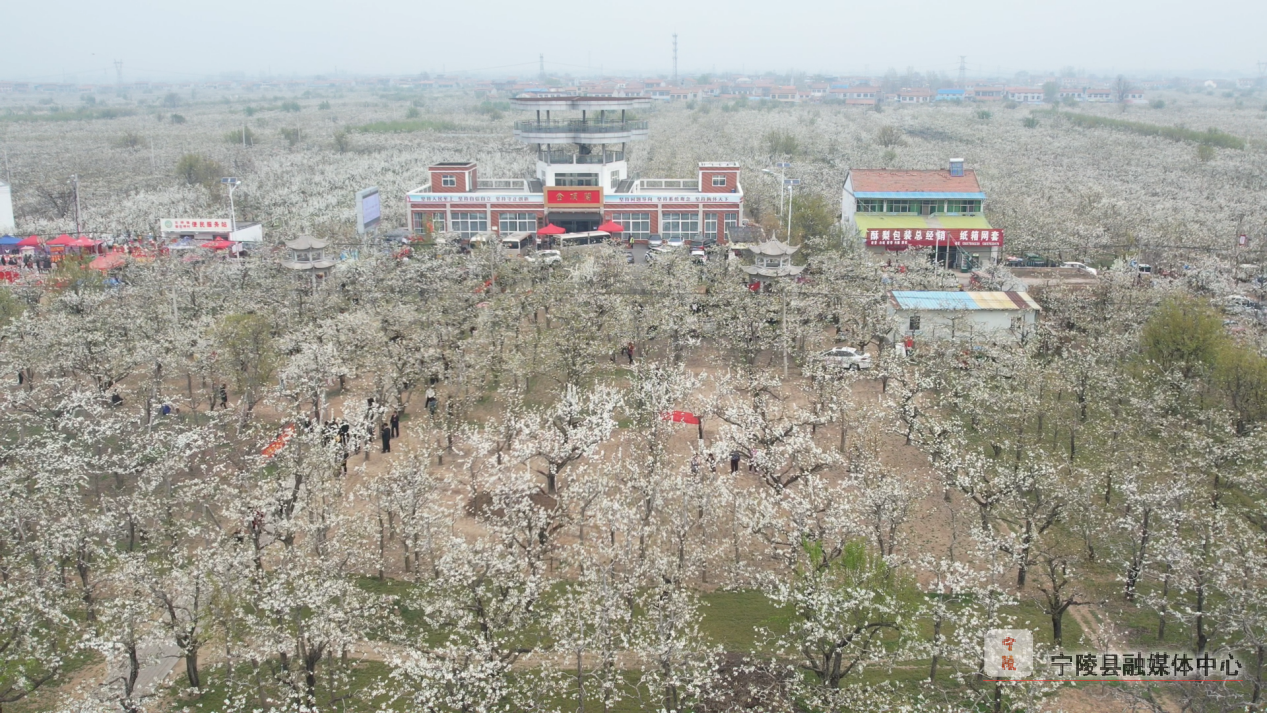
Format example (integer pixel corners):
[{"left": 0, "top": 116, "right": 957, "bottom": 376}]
[
  {"left": 536, "top": 224, "right": 566, "bottom": 235},
  {"left": 89, "top": 253, "right": 126, "bottom": 271},
  {"left": 17, "top": 236, "right": 42, "bottom": 247},
  {"left": 199, "top": 239, "right": 234, "bottom": 250},
  {"left": 47, "top": 234, "right": 76, "bottom": 247},
  {"left": 596, "top": 220, "right": 625, "bottom": 233},
  {"left": 70, "top": 237, "right": 99, "bottom": 248}
]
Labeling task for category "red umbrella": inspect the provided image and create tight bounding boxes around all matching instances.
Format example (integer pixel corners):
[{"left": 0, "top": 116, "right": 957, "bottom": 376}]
[
  {"left": 48, "top": 234, "right": 76, "bottom": 247},
  {"left": 596, "top": 220, "right": 625, "bottom": 233},
  {"left": 199, "top": 239, "right": 234, "bottom": 250},
  {"left": 17, "top": 236, "right": 42, "bottom": 247},
  {"left": 536, "top": 224, "right": 566, "bottom": 235}
]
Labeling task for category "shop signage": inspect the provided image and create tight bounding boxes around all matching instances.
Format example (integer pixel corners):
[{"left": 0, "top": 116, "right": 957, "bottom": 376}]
[
  {"left": 162, "top": 218, "right": 231, "bottom": 232},
  {"left": 866, "top": 228, "right": 1003, "bottom": 248},
  {"left": 544, "top": 187, "right": 603, "bottom": 208}
]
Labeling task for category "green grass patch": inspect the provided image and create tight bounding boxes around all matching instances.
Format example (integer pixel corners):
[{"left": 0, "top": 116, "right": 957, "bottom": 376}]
[
  {"left": 700, "top": 590, "right": 793, "bottom": 652},
  {"left": 0, "top": 107, "right": 137, "bottom": 122},
  {"left": 352, "top": 119, "right": 459, "bottom": 134},
  {"left": 1052, "top": 110, "right": 1244, "bottom": 149}
]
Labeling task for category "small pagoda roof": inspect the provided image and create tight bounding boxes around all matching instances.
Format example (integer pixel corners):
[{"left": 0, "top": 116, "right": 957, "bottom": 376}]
[
  {"left": 284, "top": 235, "right": 328, "bottom": 250},
  {"left": 742, "top": 264, "right": 806, "bottom": 277},
  {"left": 743, "top": 240, "right": 800, "bottom": 257}
]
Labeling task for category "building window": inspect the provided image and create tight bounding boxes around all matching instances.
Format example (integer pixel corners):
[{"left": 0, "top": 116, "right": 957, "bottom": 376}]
[
  {"left": 498, "top": 212, "right": 537, "bottom": 233},
  {"left": 553, "top": 172, "right": 599, "bottom": 187},
  {"left": 441, "top": 175, "right": 456, "bottom": 187},
  {"left": 909, "top": 315, "right": 921, "bottom": 331},
  {"left": 412, "top": 211, "right": 428, "bottom": 234},
  {"left": 857, "top": 199, "right": 883, "bottom": 213},
  {"left": 610, "top": 212, "right": 651, "bottom": 239},
  {"left": 450, "top": 212, "right": 486, "bottom": 238},
  {"left": 886, "top": 200, "right": 913, "bottom": 214},
  {"left": 711, "top": 175, "right": 727, "bottom": 187},
  {"left": 704, "top": 213, "right": 718, "bottom": 238},
  {"left": 723, "top": 214, "right": 738, "bottom": 239},
  {"left": 661, "top": 212, "right": 699, "bottom": 239},
  {"left": 948, "top": 200, "right": 979, "bottom": 214},
  {"left": 922, "top": 200, "right": 940, "bottom": 215}
]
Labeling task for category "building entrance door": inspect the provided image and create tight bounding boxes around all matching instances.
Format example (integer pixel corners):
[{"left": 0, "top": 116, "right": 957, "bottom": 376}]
[{"left": 549, "top": 212, "right": 601, "bottom": 233}]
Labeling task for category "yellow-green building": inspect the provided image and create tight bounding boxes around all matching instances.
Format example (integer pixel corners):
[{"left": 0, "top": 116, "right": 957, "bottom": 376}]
[{"left": 841, "top": 159, "right": 1002, "bottom": 270}]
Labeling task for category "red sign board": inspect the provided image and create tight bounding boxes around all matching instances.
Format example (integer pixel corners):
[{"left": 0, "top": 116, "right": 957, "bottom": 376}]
[
  {"left": 544, "top": 187, "right": 603, "bottom": 208},
  {"left": 865, "top": 228, "right": 1003, "bottom": 249}
]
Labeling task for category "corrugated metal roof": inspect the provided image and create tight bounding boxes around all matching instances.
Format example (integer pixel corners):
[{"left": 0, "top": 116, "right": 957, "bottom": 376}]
[{"left": 889, "top": 291, "right": 1041, "bottom": 311}]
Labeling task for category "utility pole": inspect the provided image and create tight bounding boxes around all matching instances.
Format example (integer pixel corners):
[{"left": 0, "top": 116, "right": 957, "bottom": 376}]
[
  {"left": 70, "top": 174, "right": 81, "bottom": 236},
  {"left": 539, "top": 54, "right": 546, "bottom": 82},
  {"left": 114, "top": 60, "right": 123, "bottom": 87},
  {"left": 958, "top": 56, "right": 967, "bottom": 87},
  {"left": 781, "top": 289, "right": 788, "bottom": 377},
  {"left": 672, "top": 33, "right": 678, "bottom": 85}
]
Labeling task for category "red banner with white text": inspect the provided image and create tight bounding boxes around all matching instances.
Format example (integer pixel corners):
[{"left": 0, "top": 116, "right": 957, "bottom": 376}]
[{"left": 865, "top": 228, "right": 1003, "bottom": 249}]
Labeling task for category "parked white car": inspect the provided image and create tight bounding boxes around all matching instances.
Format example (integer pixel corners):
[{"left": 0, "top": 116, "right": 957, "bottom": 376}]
[
  {"left": 818, "top": 346, "right": 872, "bottom": 370},
  {"left": 526, "top": 250, "right": 562, "bottom": 265},
  {"left": 648, "top": 236, "right": 664, "bottom": 247},
  {"left": 666, "top": 235, "right": 686, "bottom": 248},
  {"left": 1061, "top": 261, "right": 1097, "bottom": 276},
  {"left": 645, "top": 245, "right": 673, "bottom": 262},
  {"left": 690, "top": 248, "right": 708, "bottom": 263}
]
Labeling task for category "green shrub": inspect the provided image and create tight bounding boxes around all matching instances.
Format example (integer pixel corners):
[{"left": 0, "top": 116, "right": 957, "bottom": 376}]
[
  {"left": 975, "top": 109, "right": 992, "bottom": 120},
  {"left": 1150, "top": 99, "right": 1165, "bottom": 109},
  {"left": 175, "top": 153, "right": 224, "bottom": 188},
  {"left": 1022, "top": 116, "right": 1039, "bottom": 128},
  {"left": 351, "top": 119, "right": 458, "bottom": 133},
  {"left": 318, "top": 100, "right": 331, "bottom": 110},
  {"left": 1057, "top": 111, "right": 1244, "bottom": 149},
  {"left": 170, "top": 114, "right": 186, "bottom": 124},
  {"left": 225, "top": 126, "right": 257, "bottom": 146},
  {"left": 280, "top": 100, "right": 301, "bottom": 112}
]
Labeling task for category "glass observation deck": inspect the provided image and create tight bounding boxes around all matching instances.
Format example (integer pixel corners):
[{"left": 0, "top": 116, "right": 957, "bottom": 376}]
[{"left": 513, "top": 120, "right": 648, "bottom": 143}]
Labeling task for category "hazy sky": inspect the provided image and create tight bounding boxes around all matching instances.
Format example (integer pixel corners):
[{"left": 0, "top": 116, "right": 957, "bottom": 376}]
[{"left": 7, "top": 0, "right": 1264, "bottom": 81}]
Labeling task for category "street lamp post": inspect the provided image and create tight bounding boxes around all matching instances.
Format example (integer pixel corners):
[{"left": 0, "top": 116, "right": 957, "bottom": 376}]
[
  {"left": 761, "top": 162, "right": 793, "bottom": 240},
  {"left": 784, "top": 178, "right": 801, "bottom": 243},
  {"left": 220, "top": 177, "right": 242, "bottom": 232}
]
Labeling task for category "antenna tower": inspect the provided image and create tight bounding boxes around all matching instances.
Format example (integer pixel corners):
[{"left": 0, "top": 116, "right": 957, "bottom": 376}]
[
  {"left": 539, "top": 54, "right": 545, "bottom": 82},
  {"left": 957, "top": 56, "right": 967, "bottom": 87},
  {"left": 114, "top": 60, "right": 123, "bottom": 86},
  {"left": 672, "top": 33, "right": 678, "bottom": 85}
]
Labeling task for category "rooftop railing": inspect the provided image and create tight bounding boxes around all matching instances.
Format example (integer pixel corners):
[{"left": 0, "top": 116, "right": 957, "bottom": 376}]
[
  {"left": 514, "top": 120, "right": 649, "bottom": 134},
  {"left": 476, "top": 178, "right": 529, "bottom": 190},
  {"left": 538, "top": 150, "right": 625, "bottom": 165}
]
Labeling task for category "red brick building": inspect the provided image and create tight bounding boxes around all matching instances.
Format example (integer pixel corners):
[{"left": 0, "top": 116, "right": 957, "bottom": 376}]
[{"left": 407, "top": 95, "right": 745, "bottom": 242}]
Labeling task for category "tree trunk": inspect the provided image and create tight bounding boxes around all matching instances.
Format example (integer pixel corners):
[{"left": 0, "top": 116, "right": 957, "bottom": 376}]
[
  {"left": 1051, "top": 610, "right": 1064, "bottom": 646},
  {"left": 929, "top": 616, "right": 942, "bottom": 682},
  {"left": 1124, "top": 509, "right": 1149, "bottom": 601},
  {"left": 185, "top": 646, "right": 201, "bottom": 689},
  {"left": 1252, "top": 644, "right": 1263, "bottom": 706}
]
